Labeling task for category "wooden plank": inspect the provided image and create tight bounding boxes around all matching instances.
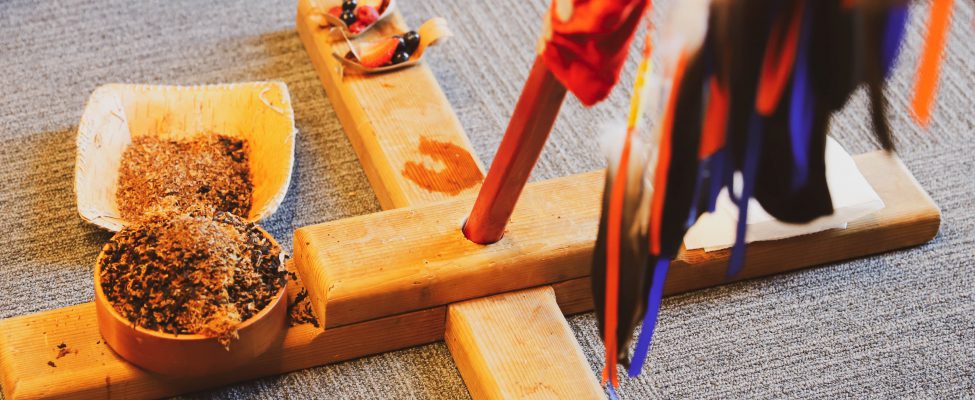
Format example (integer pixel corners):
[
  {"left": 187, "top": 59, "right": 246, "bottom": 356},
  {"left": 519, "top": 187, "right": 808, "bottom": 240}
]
[
  {"left": 294, "top": 151, "right": 941, "bottom": 329},
  {"left": 0, "top": 301, "right": 444, "bottom": 400},
  {"left": 296, "top": 0, "right": 485, "bottom": 210},
  {"left": 445, "top": 287, "right": 604, "bottom": 400}
]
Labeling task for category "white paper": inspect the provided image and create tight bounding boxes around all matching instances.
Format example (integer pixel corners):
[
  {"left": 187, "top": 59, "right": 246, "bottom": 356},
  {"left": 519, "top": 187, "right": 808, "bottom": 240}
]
[{"left": 683, "top": 137, "right": 885, "bottom": 251}]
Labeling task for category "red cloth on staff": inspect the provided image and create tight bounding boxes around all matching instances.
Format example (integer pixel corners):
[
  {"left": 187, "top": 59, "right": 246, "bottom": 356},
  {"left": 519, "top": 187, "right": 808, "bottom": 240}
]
[{"left": 541, "top": 0, "right": 650, "bottom": 106}]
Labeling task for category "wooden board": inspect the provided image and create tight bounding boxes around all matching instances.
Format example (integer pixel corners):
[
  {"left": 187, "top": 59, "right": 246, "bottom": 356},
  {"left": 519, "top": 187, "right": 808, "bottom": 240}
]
[
  {"left": 0, "top": 300, "right": 444, "bottom": 400},
  {"left": 294, "top": 151, "right": 941, "bottom": 329},
  {"left": 296, "top": 0, "right": 485, "bottom": 209},
  {"left": 445, "top": 287, "right": 604, "bottom": 400}
]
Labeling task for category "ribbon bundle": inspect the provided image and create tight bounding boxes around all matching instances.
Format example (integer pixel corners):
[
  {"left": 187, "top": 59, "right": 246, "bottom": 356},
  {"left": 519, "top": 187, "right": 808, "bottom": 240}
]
[{"left": 589, "top": 0, "right": 952, "bottom": 395}]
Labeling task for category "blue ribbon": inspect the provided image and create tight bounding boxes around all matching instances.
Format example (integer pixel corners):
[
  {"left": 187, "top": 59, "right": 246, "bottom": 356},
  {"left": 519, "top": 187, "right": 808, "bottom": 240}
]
[
  {"left": 628, "top": 258, "right": 671, "bottom": 377},
  {"left": 729, "top": 113, "right": 764, "bottom": 276},
  {"left": 789, "top": 2, "right": 814, "bottom": 192},
  {"left": 882, "top": 5, "right": 909, "bottom": 79}
]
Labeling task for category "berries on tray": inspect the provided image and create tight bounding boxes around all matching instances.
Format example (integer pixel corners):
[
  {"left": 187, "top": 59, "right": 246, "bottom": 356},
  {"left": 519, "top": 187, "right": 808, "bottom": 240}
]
[
  {"left": 349, "top": 20, "right": 368, "bottom": 34},
  {"left": 340, "top": 9, "right": 357, "bottom": 26},
  {"left": 402, "top": 30, "right": 420, "bottom": 54},
  {"left": 357, "top": 37, "right": 401, "bottom": 68},
  {"left": 390, "top": 51, "right": 410, "bottom": 65},
  {"left": 349, "top": 30, "right": 419, "bottom": 69},
  {"left": 321, "top": 0, "right": 390, "bottom": 35},
  {"left": 338, "top": 17, "right": 449, "bottom": 72},
  {"left": 356, "top": 5, "right": 379, "bottom": 26}
]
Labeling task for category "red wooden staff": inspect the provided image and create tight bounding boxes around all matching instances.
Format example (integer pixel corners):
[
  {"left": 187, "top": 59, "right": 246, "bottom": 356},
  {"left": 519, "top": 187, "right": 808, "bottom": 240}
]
[
  {"left": 463, "top": 57, "right": 567, "bottom": 244},
  {"left": 462, "top": 0, "right": 648, "bottom": 244}
]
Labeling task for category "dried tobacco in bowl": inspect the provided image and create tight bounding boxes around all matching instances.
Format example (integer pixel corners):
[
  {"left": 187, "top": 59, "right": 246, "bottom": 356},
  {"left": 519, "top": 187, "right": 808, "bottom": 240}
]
[
  {"left": 117, "top": 135, "right": 253, "bottom": 222},
  {"left": 97, "top": 211, "right": 286, "bottom": 348}
]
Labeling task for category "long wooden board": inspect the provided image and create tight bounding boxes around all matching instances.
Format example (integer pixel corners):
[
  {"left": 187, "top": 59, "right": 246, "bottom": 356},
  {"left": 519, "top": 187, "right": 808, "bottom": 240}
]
[
  {"left": 294, "top": 151, "right": 941, "bottom": 329},
  {"left": 445, "top": 287, "right": 605, "bottom": 400}
]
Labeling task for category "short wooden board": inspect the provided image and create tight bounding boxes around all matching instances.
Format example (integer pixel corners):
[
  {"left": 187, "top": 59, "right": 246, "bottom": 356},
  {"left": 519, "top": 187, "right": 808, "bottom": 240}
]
[
  {"left": 445, "top": 287, "right": 605, "bottom": 400},
  {"left": 294, "top": 151, "right": 940, "bottom": 329}
]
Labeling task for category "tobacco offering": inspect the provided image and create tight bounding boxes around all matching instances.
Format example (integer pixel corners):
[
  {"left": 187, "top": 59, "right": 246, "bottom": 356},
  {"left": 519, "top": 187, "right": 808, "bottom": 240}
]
[
  {"left": 98, "top": 211, "right": 286, "bottom": 348},
  {"left": 117, "top": 135, "right": 252, "bottom": 222}
]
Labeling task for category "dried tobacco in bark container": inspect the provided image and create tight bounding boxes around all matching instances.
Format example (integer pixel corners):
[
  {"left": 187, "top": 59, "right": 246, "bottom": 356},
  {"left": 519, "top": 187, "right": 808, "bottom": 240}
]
[{"left": 98, "top": 211, "right": 286, "bottom": 347}]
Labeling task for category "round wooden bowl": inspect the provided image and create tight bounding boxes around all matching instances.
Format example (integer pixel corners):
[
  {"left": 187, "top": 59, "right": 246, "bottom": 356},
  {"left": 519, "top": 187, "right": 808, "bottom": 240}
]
[{"left": 93, "top": 225, "right": 288, "bottom": 377}]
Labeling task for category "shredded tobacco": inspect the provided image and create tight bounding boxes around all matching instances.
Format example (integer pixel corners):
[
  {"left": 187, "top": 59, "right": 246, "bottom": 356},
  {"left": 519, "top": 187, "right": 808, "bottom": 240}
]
[
  {"left": 288, "top": 287, "right": 319, "bottom": 328},
  {"left": 98, "top": 211, "right": 286, "bottom": 348},
  {"left": 116, "top": 135, "right": 253, "bottom": 222}
]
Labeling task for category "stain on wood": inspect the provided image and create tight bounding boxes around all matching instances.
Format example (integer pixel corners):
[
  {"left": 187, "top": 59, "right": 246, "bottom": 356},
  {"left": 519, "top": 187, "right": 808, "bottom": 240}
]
[{"left": 402, "top": 136, "right": 484, "bottom": 195}]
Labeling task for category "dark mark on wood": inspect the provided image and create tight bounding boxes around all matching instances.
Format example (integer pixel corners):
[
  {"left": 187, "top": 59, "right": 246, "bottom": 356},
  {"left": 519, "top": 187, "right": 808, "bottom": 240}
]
[{"left": 402, "top": 136, "right": 483, "bottom": 195}]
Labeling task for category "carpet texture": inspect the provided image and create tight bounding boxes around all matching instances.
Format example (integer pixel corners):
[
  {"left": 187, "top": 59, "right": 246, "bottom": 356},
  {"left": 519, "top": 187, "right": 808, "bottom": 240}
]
[{"left": 0, "top": 0, "right": 972, "bottom": 398}]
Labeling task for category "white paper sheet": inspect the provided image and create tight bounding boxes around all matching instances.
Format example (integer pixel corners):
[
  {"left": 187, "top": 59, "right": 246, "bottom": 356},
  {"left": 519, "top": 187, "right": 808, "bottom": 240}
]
[{"left": 683, "top": 137, "right": 885, "bottom": 252}]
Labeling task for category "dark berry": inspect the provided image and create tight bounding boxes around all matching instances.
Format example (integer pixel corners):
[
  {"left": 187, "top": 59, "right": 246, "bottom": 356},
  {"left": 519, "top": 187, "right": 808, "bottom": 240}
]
[
  {"left": 342, "top": 0, "right": 357, "bottom": 12},
  {"left": 402, "top": 31, "right": 420, "bottom": 54},
  {"left": 393, "top": 36, "right": 407, "bottom": 55},
  {"left": 340, "top": 10, "right": 356, "bottom": 26},
  {"left": 391, "top": 51, "right": 410, "bottom": 65}
]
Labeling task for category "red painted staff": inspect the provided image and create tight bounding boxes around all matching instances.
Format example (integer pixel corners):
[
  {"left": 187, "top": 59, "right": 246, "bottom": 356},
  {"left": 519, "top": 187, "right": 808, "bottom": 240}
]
[{"left": 463, "top": 0, "right": 650, "bottom": 244}]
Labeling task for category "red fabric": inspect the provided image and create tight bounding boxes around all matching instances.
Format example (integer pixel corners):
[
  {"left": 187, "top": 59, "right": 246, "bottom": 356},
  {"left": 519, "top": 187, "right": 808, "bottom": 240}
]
[{"left": 541, "top": 0, "right": 650, "bottom": 106}]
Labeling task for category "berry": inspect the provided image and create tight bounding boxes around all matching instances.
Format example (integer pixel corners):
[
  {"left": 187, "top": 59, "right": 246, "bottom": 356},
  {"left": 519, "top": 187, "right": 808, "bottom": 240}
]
[
  {"left": 349, "top": 21, "right": 368, "bottom": 34},
  {"left": 340, "top": 10, "right": 356, "bottom": 26},
  {"left": 355, "top": 5, "right": 380, "bottom": 26},
  {"left": 393, "top": 36, "right": 407, "bottom": 54},
  {"left": 402, "top": 31, "right": 420, "bottom": 54},
  {"left": 327, "top": 6, "right": 342, "bottom": 18},
  {"left": 342, "top": 0, "right": 357, "bottom": 12},
  {"left": 391, "top": 51, "right": 410, "bottom": 65},
  {"left": 358, "top": 37, "right": 400, "bottom": 68}
]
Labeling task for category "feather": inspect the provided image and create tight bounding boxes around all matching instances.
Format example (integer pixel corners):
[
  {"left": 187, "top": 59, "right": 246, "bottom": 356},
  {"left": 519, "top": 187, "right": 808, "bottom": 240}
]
[{"left": 591, "top": 122, "right": 651, "bottom": 376}]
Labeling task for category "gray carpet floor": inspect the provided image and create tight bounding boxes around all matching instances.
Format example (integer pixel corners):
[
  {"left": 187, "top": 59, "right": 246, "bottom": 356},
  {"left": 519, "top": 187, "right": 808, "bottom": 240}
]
[{"left": 0, "top": 0, "right": 972, "bottom": 398}]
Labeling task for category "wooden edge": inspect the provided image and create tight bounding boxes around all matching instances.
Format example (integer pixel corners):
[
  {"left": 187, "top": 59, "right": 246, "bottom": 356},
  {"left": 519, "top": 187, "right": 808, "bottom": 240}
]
[
  {"left": 0, "top": 302, "right": 444, "bottom": 400},
  {"left": 445, "top": 287, "right": 605, "bottom": 400},
  {"left": 294, "top": 169, "right": 602, "bottom": 329},
  {"left": 295, "top": 151, "right": 941, "bottom": 330},
  {"left": 296, "top": 0, "right": 485, "bottom": 211}
]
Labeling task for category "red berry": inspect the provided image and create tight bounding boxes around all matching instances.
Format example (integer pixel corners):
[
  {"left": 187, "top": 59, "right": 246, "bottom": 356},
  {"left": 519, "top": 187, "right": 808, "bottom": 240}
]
[
  {"left": 356, "top": 5, "right": 380, "bottom": 26},
  {"left": 349, "top": 21, "right": 368, "bottom": 34},
  {"left": 358, "top": 37, "right": 400, "bottom": 68},
  {"left": 327, "top": 6, "right": 342, "bottom": 18}
]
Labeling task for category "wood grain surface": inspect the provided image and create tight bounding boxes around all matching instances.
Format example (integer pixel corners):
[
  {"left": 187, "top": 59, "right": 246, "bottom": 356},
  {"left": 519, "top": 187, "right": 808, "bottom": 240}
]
[
  {"left": 445, "top": 287, "right": 605, "bottom": 400},
  {"left": 295, "top": 151, "right": 940, "bottom": 330}
]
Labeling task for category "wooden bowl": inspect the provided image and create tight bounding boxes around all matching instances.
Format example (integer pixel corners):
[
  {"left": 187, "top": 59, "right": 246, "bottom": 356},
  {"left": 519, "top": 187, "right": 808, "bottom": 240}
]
[
  {"left": 75, "top": 82, "right": 297, "bottom": 231},
  {"left": 93, "top": 224, "right": 288, "bottom": 376}
]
